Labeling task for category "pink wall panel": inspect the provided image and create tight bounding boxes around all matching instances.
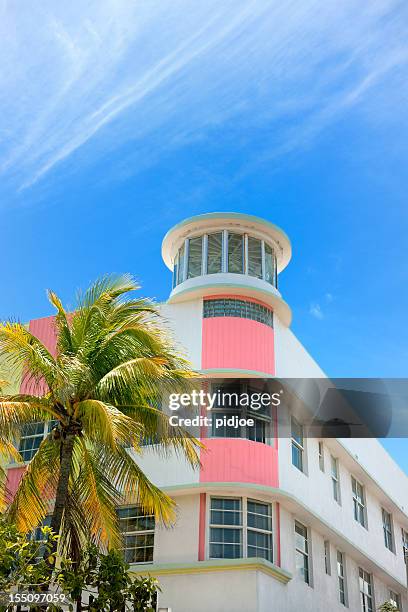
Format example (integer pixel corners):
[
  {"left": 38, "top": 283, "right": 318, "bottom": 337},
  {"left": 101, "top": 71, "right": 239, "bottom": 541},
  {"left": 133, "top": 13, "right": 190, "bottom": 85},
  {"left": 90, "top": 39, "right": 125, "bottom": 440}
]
[
  {"left": 198, "top": 493, "right": 206, "bottom": 561},
  {"left": 6, "top": 466, "right": 26, "bottom": 500},
  {"left": 202, "top": 317, "right": 275, "bottom": 374},
  {"left": 20, "top": 316, "right": 57, "bottom": 395},
  {"left": 200, "top": 438, "right": 279, "bottom": 487}
]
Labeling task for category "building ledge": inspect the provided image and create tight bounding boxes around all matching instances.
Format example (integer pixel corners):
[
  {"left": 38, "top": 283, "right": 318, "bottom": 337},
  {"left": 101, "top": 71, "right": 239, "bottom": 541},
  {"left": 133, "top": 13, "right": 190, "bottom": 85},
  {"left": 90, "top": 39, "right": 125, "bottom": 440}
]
[{"left": 130, "top": 558, "right": 292, "bottom": 584}]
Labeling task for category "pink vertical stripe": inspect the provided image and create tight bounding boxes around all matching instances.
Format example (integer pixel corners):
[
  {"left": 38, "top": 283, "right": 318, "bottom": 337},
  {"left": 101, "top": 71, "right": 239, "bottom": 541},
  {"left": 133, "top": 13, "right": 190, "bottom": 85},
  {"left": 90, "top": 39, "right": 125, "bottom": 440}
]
[
  {"left": 199, "top": 438, "right": 279, "bottom": 487},
  {"left": 202, "top": 317, "right": 275, "bottom": 374},
  {"left": 198, "top": 492, "right": 206, "bottom": 561},
  {"left": 275, "top": 502, "right": 281, "bottom": 566},
  {"left": 6, "top": 466, "right": 26, "bottom": 500}
]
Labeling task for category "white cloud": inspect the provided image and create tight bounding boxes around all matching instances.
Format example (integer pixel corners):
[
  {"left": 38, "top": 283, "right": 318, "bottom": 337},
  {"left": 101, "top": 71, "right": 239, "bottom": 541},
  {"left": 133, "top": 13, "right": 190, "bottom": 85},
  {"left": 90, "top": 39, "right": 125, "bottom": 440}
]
[
  {"left": 1, "top": 0, "right": 407, "bottom": 192},
  {"left": 325, "top": 293, "right": 334, "bottom": 303},
  {"left": 310, "top": 303, "right": 324, "bottom": 319}
]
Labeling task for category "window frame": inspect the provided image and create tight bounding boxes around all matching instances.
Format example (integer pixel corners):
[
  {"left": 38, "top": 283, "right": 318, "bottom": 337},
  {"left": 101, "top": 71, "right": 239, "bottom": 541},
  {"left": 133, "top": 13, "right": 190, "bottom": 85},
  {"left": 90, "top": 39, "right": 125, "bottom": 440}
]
[
  {"left": 291, "top": 417, "right": 304, "bottom": 473},
  {"left": 117, "top": 506, "right": 155, "bottom": 565},
  {"left": 382, "top": 508, "right": 395, "bottom": 552},
  {"left": 358, "top": 567, "right": 374, "bottom": 612},
  {"left": 352, "top": 477, "right": 367, "bottom": 528},
  {"left": 187, "top": 235, "right": 203, "bottom": 279},
  {"left": 331, "top": 455, "right": 341, "bottom": 504},
  {"left": 294, "top": 520, "right": 311, "bottom": 585},
  {"left": 318, "top": 441, "right": 325, "bottom": 472},
  {"left": 17, "top": 420, "right": 57, "bottom": 462},
  {"left": 208, "top": 496, "right": 274, "bottom": 563},
  {"left": 337, "top": 550, "right": 347, "bottom": 606},
  {"left": 208, "top": 381, "right": 274, "bottom": 445},
  {"left": 402, "top": 528, "right": 408, "bottom": 564}
]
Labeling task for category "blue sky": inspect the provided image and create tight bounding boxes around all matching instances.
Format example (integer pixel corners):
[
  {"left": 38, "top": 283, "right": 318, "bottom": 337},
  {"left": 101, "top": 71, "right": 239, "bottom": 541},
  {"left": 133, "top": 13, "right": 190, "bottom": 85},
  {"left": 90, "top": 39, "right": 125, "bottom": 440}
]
[{"left": 1, "top": 1, "right": 407, "bottom": 469}]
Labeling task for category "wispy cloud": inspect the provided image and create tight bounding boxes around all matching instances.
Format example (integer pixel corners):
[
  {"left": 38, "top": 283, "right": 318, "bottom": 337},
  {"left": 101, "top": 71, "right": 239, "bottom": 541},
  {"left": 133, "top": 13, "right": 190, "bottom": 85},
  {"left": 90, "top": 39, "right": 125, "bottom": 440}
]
[
  {"left": 1, "top": 0, "right": 408, "bottom": 193},
  {"left": 309, "top": 302, "right": 324, "bottom": 319}
]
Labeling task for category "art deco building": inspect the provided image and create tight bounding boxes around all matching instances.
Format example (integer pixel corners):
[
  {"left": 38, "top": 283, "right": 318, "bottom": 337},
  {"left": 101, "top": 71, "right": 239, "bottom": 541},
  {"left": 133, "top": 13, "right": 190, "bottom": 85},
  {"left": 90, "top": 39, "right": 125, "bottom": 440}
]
[{"left": 4, "top": 213, "right": 408, "bottom": 612}]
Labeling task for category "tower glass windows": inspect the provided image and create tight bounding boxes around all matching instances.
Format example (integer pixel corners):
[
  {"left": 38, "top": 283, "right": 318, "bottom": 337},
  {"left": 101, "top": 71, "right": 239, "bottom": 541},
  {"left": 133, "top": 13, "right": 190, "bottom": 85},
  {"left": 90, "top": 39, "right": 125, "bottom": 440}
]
[
  {"left": 172, "top": 230, "right": 278, "bottom": 287},
  {"left": 207, "top": 232, "right": 223, "bottom": 274},
  {"left": 228, "top": 233, "right": 244, "bottom": 274}
]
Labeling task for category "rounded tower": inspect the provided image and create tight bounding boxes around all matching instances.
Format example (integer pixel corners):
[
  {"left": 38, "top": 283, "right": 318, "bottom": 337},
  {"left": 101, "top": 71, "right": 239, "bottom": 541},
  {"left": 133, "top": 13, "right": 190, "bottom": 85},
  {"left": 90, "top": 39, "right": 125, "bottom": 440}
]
[{"left": 162, "top": 212, "right": 292, "bottom": 377}]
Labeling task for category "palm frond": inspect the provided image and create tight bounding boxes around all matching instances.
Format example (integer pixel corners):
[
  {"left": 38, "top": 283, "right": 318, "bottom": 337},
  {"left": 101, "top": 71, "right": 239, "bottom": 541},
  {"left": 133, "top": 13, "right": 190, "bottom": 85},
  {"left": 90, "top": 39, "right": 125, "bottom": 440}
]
[
  {"left": 74, "top": 400, "right": 144, "bottom": 450},
  {"left": 47, "top": 290, "right": 73, "bottom": 355},
  {"left": 8, "top": 432, "right": 60, "bottom": 532},
  {"left": 70, "top": 437, "right": 122, "bottom": 547},
  {"left": 0, "top": 323, "right": 59, "bottom": 391},
  {"left": 94, "top": 443, "right": 176, "bottom": 526}
]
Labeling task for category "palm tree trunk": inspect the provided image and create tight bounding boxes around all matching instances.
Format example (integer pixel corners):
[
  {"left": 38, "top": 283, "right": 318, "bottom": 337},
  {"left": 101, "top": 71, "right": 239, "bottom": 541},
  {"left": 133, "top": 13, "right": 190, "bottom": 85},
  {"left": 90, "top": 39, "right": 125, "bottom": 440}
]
[{"left": 46, "top": 432, "right": 76, "bottom": 563}]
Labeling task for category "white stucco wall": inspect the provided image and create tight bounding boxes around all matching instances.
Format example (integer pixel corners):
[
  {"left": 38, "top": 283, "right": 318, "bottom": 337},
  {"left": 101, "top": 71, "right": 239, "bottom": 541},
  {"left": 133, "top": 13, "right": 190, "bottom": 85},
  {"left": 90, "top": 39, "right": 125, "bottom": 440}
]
[
  {"left": 159, "top": 300, "right": 203, "bottom": 369},
  {"left": 273, "top": 317, "right": 326, "bottom": 378}
]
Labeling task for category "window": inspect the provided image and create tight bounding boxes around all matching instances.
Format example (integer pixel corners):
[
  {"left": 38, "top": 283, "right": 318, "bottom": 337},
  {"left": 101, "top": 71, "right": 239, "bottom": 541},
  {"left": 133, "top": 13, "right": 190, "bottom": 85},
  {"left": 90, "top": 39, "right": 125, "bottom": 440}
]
[
  {"left": 177, "top": 242, "right": 185, "bottom": 284},
  {"left": 209, "top": 382, "right": 273, "bottom": 444},
  {"left": 337, "top": 551, "right": 347, "bottom": 605},
  {"left": 331, "top": 456, "right": 340, "bottom": 503},
  {"left": 207, "top": 232, "right": 223, "bottom": 274},
  {"left": 352, "top": 477, "right": 367, "bottom": 527},
  {"left": 18, "top": 420, "right": 57, "bottom": 462},
  {"left": 172, "top": 231, "right": 278, "bottom": 287},
  {"left": 117, "top": 506, "right": 155, "bottom": 563},
  {"left": 402, "top": 528, "right": 408, "bottom": 563},
  {"left": 247, "top": 500, "right": 273, "bottom": 562},
  {"left": 203, "top": 298, "right": 273, "bottom": 328},
  {"left": 324, "top": 540, "right": 331, "bottom": 575},
  {"left": 247, "top": 237, "right": 262, "bottom": 278},
  {"left": 389, "top": 590, "right": 401, "bottom": 610},
  {"left": 295, "top": 521, "right": 310, "bottom": 584},
  {"left": 29, "top": 515, "right": 52, "bottom": 560},
  {"left": 264, "top": 243, "right": 275, "bottom": 285},
  {"left": 172, "top": 251, "right": 179, "bottom": 288},
  {"left": 228, "top": 233, "right": 244, "bottom": 274},
  {"left": 187, "top": 236, "right": 203, "bottom": 278},
  {"left": 209, "top": 497, "right": 273, "bottom": 562},
  {"left": 210, "top": 497, "right": 242, "bottom": 559},
  {"left": 359, "top": 568, "right": 373, "bottom": 612},
  {"left": 291, "top": 417, "right": 304, "bottom": 472},
  {"left": 382, "top": 509, "right": 394, "bottom": 552},
  {"left": 318, "top": 441, "right": 325, "bottom": 472}
]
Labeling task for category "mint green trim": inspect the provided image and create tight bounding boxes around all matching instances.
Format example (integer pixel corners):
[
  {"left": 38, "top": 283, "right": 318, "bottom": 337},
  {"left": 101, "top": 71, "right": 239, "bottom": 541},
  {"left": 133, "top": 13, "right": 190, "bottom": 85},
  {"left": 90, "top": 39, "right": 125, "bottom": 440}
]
[
  {"left": 201, "top": 368, "right": 274, "bottom": 377},
  {"left": 168, "top": 282, "right": 290, "bottom": 309},
  {"left": 160, "top": 481, "right": 406, "bottom": 588},
  {"left": 130, "top": 557, "right": 291, "bottom": 584},
  {"left": 170, "top": 281, "right": 281, "bottom": 299},
  {"left": 162, "top": 212, "right": 291, "bottom": 248}
]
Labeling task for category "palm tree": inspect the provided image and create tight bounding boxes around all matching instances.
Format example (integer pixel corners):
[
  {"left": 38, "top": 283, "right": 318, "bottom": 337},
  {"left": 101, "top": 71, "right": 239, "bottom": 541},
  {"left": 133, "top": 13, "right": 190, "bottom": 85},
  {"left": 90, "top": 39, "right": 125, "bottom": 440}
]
[{"left": 0, "top": 274, "right": 201, "bottom": 563}]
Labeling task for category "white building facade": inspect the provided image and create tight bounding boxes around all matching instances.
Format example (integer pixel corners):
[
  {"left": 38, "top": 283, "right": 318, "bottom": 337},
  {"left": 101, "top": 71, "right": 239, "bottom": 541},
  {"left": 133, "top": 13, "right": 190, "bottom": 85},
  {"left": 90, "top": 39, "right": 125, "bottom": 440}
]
[
  {"left": 137, "top": 213, "right": 408, "bottom": 612},
  {"left": 7, "top": 212, "right": 408, "bottom": 612}
]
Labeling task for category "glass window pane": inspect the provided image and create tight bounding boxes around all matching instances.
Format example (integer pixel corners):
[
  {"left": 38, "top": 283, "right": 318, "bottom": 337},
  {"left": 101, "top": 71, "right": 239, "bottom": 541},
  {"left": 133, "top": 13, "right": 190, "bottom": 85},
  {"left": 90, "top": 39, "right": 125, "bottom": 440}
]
[
  {"left": 177, "top": 243, "right": 185, "bottom": 284},
  {"left": 248, "top": 237, "right": 262, "bottom": 278},
  {"left": 187, "top": 236, "right": 203, "bottom": 278},
  {"left": 264, "top": 243, "right": 275, "bottom": 284},
  {"left": 247, "top": 530, "right": 272, "bottom": 561},
  {"left": 228, "top": 233, "right": 244, "bottom": 274},
  {"left": 173, "top": 252, "right": 179, "bottom": 288},
  {"left": 209, "top": 528, "right": 242, "bottom": 559},
  {"left": 207, "top": 232, "right": 223, "bottom": 274}
]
